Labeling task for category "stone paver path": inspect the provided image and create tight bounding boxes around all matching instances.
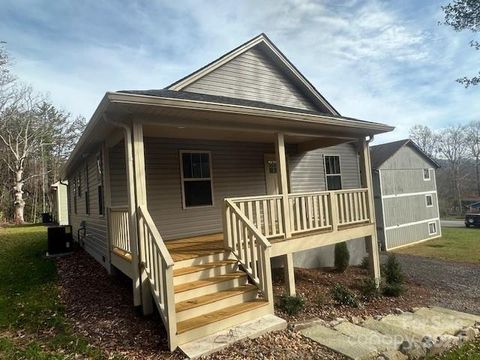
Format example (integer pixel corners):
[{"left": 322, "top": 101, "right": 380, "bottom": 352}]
[{"left": 300, "top": 307, "right": 480, "bottom": 360}]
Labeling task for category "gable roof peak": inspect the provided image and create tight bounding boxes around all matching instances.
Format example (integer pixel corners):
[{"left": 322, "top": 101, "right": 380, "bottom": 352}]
[{"left": 166, "top": 33, "right": 339, "bottom": 115}]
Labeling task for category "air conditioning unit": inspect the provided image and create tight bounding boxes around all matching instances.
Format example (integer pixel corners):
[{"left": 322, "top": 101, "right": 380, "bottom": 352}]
[{"left": 47, "top": 225, "right": 73, "bottom": 256}]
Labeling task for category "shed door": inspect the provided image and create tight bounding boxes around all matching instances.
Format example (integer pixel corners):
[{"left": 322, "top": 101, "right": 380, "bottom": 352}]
[{"left": 264, "top": 154, "right": 279, "bottom": 195}]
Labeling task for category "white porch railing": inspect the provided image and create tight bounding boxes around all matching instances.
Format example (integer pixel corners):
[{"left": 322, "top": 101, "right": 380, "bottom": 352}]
[
  {"left": 229, "top": 195, "right": 285, "bottom": 239},
  {"left": 288, "top": 191, "right": 331, "bottom": 234},
  {"left": 109, "top": 206, "right": 131, "bottom": 252},
  {"left": 223, "top": 199, "right": 273, "bottom": 304},
  {"left": 334, "top": 189, "right": 370, "bottom": 226},
  {"left": 226, "top": 188, "right": 371, "bottom": 241},
  {"left": 138, "top": 205, "right": 177, "bottom": 350}
]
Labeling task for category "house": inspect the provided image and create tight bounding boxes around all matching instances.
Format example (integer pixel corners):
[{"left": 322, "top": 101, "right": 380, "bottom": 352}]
[
  {"left": 371, "top": 139, "right": 441, "bottom": 251},
  {"left": 61, "top": 34, "right": 393, "bottom": 351},
  {"left": 50, "top": 181, "right": 69, "bottom": 226}
]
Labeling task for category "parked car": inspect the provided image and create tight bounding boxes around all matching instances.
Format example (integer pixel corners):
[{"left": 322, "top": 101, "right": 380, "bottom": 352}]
[{"left": 465, "top": 212, "right": 480, "bottom": 227}]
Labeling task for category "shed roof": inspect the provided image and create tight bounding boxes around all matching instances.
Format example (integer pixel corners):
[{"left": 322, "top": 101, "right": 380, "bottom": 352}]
[{"left": 370, "top": 139, "right": 440, "bottom": 169}]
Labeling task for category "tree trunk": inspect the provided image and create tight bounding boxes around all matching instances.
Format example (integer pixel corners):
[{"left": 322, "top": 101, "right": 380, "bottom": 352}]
[{"left": 13, "top": 168, "right": 25, "bottom": 224}]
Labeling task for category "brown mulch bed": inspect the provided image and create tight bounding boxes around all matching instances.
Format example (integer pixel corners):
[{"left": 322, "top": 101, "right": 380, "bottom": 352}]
[
  {"left": 56, "top": 249, "right": 431, "bottom": 359},
  {"left": 57, "top": 249, "right": 184, "bottom": 359},
  {"left": 272, "top": 266, "right": 432, "bottom": 322}
]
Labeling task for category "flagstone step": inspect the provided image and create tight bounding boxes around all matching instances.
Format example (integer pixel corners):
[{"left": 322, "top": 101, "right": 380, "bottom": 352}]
[
  {"left": 300, "top": 324, "right": 378, "bottom": 360},
  {"left": 334, "top": 321, "right": 402, "bottom": 352}
]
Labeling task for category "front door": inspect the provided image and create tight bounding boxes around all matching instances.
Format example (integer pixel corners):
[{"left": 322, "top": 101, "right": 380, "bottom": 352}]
[{"left": 264, "top": 154, "right": 279, "bottom": 195}]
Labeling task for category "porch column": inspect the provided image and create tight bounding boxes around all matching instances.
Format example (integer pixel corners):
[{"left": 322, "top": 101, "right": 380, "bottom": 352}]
[
  {"left": 122, "top": 124, "right": 142, "bottom": 307},
  {"left": 132, "top": 121, "right": 154, "bottom": 315},
  {"left": 275, "top": 133, "right": 295, "bottom": 296},
  {"left": 359, "top": 138, "right": 381, "bottom": 286}
]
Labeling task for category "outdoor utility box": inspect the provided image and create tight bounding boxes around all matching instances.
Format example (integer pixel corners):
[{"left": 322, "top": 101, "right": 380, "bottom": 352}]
[
  {"left": 47, "top": 225, "right": 73, "bottom": 255},
  {"left": 41, "top": 212, "right": 52, "bottom": 224}
]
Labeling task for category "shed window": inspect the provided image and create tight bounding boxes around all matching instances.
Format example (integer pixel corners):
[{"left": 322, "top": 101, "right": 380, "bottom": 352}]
[
  {"left": 425, "top": 194, "right": 433, "bottom": 207},
  {"left": 428, "top": 221, "right": 437, "bottom": 235},
  {"left": 423, "top": 169, "right": 431, "bottom": 181},
  {"left": 73, "top": 179, "right": 77, "bottom": 214},
  {"left": 180, "top": 151, "right": 213, "bottom": 208},
  {"left": 324, "top": 155, "right": 342, "bottom": 190}
]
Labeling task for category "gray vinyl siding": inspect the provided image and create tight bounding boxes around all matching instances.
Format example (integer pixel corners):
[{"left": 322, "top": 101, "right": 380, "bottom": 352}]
[
  {"left": 380, "top": 168, "right": 436, "bottom": 196},
  {"left": 144, "top": 137, "right": 273, "bottom": 240},
  {"left": 67, "top": 147, "right": 108, "bottom": 267},
  {"left": 382, "top": 194, "right": 439, "bottom": 228},
  {"left": 373, "top": 144, "right": 441, "bottom": 250},
  {"left": 183, "top": 47, "right": 316, "bottom": 111},
  {"left": 289, "top": 142, "right": 361, "bottom": 192},
  {"left": 385, "top": 219, "right": 440, "bottom": 249}
]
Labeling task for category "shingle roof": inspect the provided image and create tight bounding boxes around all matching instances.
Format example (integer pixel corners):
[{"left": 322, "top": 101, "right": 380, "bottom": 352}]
[
  {"left": 370, "top": 139, "right": 440, "bottom": 169},
  {"left": 117, "top": 89, "right": 384, "bottom": 126}
]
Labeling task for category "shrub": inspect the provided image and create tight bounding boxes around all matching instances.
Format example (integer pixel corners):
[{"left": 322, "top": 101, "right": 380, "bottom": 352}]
[
  {"left": 334, "top": 242, "right": 350, "bottom": 272},
  {"left": 278, "top": 294, "right": 305, "bottom": 315},
  {"left": 360, "top": 256, "right": 370, "bottom": 270},
  {"left": 383, "top": 254, "right": 404, "bottom": 285},
  {"left": 382, "top": 283, "right": 404, "bottom": 297},
  {"left": 331, "top": 283, "right": 359, "bottom": 307},
  {"left": 360, "top": 278, "right": 379, "bottom": 299}
]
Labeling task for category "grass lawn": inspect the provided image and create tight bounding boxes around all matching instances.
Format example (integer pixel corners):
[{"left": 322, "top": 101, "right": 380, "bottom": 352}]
[
  {"left": 394, "top": 228, "right": 480, "bottom": 264},
  {"left": 0, "top": 225, "right": 111, "bottom": 360}
]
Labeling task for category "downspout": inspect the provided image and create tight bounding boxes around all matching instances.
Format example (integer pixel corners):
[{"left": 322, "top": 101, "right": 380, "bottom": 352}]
[{"left": 103, "top": 115, "right": 143, "bottom": 307}]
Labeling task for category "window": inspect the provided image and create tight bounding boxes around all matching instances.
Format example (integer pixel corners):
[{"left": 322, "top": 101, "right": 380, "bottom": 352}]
[
  {"left": 428, "top": 221, "right": 437, "bottom": 235},
  {"left": 96, "top": 152, "right": 104, "bottom": 216},
  {"left": 77, "top": 173, "right": 82, "bottom": 197},
  {"left": 324, "top": 155, "right": 342, "bottom": 190},
  {"left": 423, "top": 168, "right": 431, "bottom": 181},
  {"left": 180, "top": 151, "right": 213, "bottom": 208},
  {"left": 73, "top": 178, "right": 77, "bottom": 214},
  {"left": 85, "top": 163, "right": 90, "bottom": 215},
  {"left": 425, "top": 194, "right": 433, "bottom": 207}
]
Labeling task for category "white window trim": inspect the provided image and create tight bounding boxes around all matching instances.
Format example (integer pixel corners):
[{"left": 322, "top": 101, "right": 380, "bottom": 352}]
[
  {"left": 323, "top": 154, "right": 342, "bottom": 190},
  {"left": 423, "top": 168, "right": 431, "bottom": 181},
  {"left": 428, "top": 221, "right": 437, "bottom": 235},
  {"left": 425, "top": 194, "right": 433, "bottom": 207},
  {"left": 179, "top": 150, "right": 214, "bottom": 209}
]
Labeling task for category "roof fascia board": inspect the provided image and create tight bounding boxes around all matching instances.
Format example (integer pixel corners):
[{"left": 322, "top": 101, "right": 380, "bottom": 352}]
[{"left": 108, "top": 92, "right": 393, "bottom": 133}]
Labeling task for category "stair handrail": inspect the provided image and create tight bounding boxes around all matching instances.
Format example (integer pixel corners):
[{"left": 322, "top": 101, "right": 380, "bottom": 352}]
[
  {"left": 224, "top": 199, "right": 273, "bottom": 305},
  {"left": 137, "top": 204, "right": 176, "bottom": 350}
]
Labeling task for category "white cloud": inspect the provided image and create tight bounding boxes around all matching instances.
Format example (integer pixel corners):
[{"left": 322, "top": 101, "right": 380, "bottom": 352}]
[{"left": 1, "top": 0, "right": 478, "bottom": 144}]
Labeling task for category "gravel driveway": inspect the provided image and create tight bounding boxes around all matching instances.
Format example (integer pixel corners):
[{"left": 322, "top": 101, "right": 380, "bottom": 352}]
[{"left": 383, "top": 253, "right": 480, "bottom": 315}]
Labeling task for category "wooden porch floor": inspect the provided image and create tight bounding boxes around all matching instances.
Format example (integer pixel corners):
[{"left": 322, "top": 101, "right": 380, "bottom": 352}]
[{"left": 166, "top": 233, "right": 225, "bottom": 262}]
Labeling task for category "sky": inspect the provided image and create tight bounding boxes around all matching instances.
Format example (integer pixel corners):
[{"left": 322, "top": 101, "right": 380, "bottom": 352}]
[{"left": 1, "top": 0, "right": 479, "bottom": 144}]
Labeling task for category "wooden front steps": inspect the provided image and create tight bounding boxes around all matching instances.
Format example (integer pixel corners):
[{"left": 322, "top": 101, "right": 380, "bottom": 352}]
[{"left": 169, "top": 241, "right": 273, "bottom": 346}]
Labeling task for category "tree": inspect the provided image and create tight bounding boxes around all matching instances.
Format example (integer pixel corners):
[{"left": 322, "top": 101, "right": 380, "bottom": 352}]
[
  {"left": 437, "top": 125, "right": 468, "bottom": 214},
  {"left": 466, "top": 120, "right": 480, "bottom": 196},
  {"left": 0, "top": 45, "right": 86, "bottom": 223},
  {"left": 409, "top": 125, "right": 438, "bottom": 157},
  {"left": 442, "top": 0, "right": 480, "bottom": 87}
]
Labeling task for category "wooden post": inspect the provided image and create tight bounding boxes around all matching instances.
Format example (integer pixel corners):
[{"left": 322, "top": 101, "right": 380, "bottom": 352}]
[
  {"left": 275, "top": 133, "right": 295, "bottom": 295},
  {"left": 122, "top": 124, "right": 142, "bottom": 307},
  {"left": 358, "top": 138, "right": 381, "bottom": 286},
  {"left": 132, "top": 121, "right": 153, "bottom": 315}
]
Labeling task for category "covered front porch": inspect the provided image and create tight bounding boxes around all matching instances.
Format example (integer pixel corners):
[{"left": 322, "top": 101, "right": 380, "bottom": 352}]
[{"left": 99, "top": 92, "right": 390, "bottom": 349}]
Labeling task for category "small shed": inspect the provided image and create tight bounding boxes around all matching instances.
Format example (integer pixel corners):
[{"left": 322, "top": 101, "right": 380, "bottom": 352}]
[
  {"left": 50, "top": 181, "right": 69, "bottom": 225},
  {"left": 371, "top": 139, "right": 441, "bottom": 250}
]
